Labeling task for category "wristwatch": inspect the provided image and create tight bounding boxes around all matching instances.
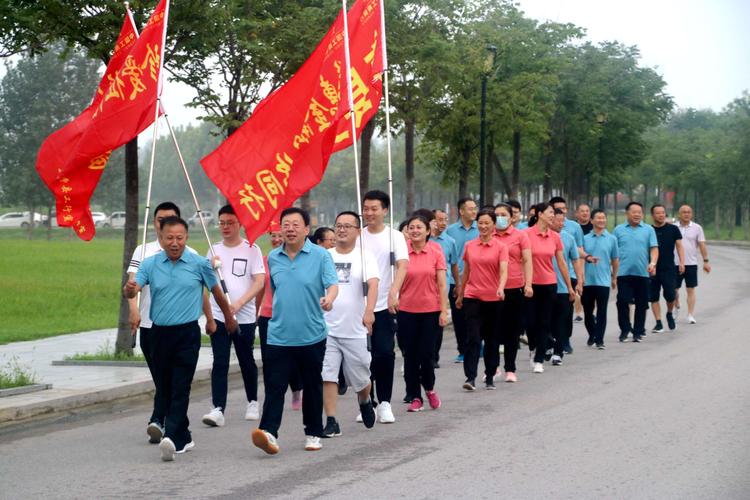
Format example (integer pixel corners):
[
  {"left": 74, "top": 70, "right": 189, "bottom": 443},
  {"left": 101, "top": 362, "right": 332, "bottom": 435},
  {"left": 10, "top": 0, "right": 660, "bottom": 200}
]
[{"left": 703, "top": 258, "right": 709, "bottom": 262}]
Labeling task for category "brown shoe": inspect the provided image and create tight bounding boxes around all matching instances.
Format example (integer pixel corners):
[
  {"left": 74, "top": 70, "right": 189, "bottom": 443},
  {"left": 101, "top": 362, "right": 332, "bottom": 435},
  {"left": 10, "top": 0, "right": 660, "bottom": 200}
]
[{"left": 252, "top": 428, "right": 279, "bottom": 455}]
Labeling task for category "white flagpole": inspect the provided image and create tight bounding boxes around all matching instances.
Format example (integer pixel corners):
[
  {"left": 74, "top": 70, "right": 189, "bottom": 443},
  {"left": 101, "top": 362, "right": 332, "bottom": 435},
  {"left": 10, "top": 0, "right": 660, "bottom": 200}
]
[
  {"left": 377, "top": 0, "right": 396, "bottom": 282},
  {"left": 341, "top": 0, "right": 369, "bottom": 298}
]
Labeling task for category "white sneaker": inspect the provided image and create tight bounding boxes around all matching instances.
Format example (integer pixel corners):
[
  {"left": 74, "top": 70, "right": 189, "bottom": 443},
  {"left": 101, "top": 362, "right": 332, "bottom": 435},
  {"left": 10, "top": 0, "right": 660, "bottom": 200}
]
[
  {"left": 202, "top": 407, "right": 225, "bottom": 427},
  {"left": 551, "top": 355, "right": 562, "bottom": 366},
  {"left": 176, "top": 441, "right": 195, "bottom": 454},
  {"left": 376, "top": 401, "right": 395, "bottom": 423},
  {"left": 533, "top": 362, "right": 544, "bottom": 374},
  {"left": 355, "top": 412, "right": 363, "bottom": 423},
  {"left": 673, "top": 307, "right": 680, "bottom": 320},
  {"left": 147, "top": 422, "right": 164, "bottom": 444},
  {"left": 688, "top": 315, "right": 697, "bottom": 324},
  {"left": 159, "top": 437, "right": 176, "bottom": 461},
  {"left": 304, "top": 435, "right": 322, "bottom": 451},
  {"left": 245, "top": 401, "right": 260, "bottom": 421}
]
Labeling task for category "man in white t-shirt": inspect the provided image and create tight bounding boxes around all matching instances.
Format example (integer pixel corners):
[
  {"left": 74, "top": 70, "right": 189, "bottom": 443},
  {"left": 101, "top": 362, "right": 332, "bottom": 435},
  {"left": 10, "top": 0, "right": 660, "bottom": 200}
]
[
  {"left": 127, "top": 201, "right": 199, "bottom": 444},
  {"left": 357, "top": 190, "right": 409, "bottom": 424},
  {"left": 673, "top": 205, "right": 711, "bottom": 323},
  {"left": 201, "top": 205, "right": 265, "bottom": 428},
  {"left": 321, "top": 211, "right": 379, "bottom": 437}
]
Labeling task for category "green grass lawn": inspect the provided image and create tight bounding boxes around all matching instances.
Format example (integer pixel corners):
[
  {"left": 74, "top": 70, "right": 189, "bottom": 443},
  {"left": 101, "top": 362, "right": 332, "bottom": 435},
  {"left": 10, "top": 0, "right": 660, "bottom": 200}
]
[{"left": 0, "top": 227, "right": 271, "bottom": 345}]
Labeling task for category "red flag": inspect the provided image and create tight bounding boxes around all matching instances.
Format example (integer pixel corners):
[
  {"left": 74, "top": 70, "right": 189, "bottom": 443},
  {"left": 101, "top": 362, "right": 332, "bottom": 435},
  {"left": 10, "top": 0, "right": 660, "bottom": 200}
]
[
  {"left": 35, "top": 12, "right": 138, "bottom": 233},
  {"left": 39, "top": 0, "right": 169, "bottom": 240},
  {"left": 200, "top": 0, "right": 383, "bottom": 244}
]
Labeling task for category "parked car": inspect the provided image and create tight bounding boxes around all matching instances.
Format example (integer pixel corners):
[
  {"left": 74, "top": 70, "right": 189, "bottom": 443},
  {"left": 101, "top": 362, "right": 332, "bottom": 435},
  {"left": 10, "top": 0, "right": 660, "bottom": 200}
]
[
  {"left": 188, "top": 211, "right": 215, "bottom": 227},
  {"left": 106, "top": 211, "right": 126, "bottom": 228},
  {"left": 92, "top": 212, "right": 108, "bottom": 227},
  {"left": 0, "top": 211, "right": 41, "bottom": 228}
]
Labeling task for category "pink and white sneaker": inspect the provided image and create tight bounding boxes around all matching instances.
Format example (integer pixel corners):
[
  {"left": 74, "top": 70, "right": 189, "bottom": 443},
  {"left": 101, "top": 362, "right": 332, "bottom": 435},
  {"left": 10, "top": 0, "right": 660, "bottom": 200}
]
[
  {"left": 407, "top": 398, "right": 424, "bottom": 412},
  {"left": 505, "top": 371, "right": 517, "bottom": 383},
  {"left": 426, "top": 391, "right": 441, "bottom": 410}
]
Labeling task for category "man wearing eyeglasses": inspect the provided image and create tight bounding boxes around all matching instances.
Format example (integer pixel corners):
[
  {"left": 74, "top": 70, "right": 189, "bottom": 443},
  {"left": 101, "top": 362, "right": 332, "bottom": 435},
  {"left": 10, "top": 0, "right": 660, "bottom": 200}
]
[{"left": 201, "top": 204, "right": 265, "bottom": 428}]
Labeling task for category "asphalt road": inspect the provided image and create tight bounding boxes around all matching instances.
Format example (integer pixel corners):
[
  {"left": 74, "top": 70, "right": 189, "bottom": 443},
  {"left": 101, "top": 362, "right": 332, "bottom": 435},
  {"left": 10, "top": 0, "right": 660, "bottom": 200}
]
[{"left": 1, "top": 245, "right": 749, "bottom": 500}]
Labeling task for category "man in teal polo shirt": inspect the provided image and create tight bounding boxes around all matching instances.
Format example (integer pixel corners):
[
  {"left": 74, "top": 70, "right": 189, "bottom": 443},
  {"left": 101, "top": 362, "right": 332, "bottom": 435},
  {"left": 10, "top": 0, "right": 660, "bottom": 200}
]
[
  {"left": 125, "top": 216, "right": 237, "bottom": 462},
  {"left": 431, "top": 209, "right": 459, "bottom": 367},
  {"left": 613, "top": 202, "right": 658, "bottom": 342},
  {"left": 252, "top": 207, "right": 338, "bottom": 455},
  {"left": 445, "top": 197, "right": 478, "bottom": 362},
  {"left": 581, "top": 209, "right": 619, "bottom": 348}
]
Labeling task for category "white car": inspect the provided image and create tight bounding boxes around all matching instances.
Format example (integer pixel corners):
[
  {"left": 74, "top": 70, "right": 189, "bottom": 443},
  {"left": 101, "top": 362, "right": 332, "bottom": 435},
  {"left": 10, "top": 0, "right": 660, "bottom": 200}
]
[
  {"left": 188, "top": 211, "right": 215, "bottom": 227},
  {"left": 92, "top": 212, "right": 108, "bottom": 227},
  {"left": 106, "top": 211, "right": 126, "bottom": 229},
  {"left": 0, "top": 211, "right": 40, "bottom": 228}
]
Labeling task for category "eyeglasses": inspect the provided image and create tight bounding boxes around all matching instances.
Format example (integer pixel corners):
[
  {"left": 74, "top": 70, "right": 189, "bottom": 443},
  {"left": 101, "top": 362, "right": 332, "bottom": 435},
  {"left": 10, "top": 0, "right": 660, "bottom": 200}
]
[
  {"left": 218, "top": 221, "right": 237, "bottom": 227},
  {"left": 335, "top": 223, "right": 359, "bottom": 231}
]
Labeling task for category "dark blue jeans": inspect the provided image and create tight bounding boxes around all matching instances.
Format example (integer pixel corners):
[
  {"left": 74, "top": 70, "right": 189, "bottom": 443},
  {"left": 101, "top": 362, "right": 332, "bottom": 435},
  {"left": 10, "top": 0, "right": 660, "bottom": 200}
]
[
  {"left": 582, "top": 286, "right": 610, "bottom": 344},
  {"left": 258, "top": 316, "right": 303, "bottom": 392},
  {"left": 151, "top": 321, "right": 201, "bottom": 451},
  {"left": 140, "top": 326, "right": 165, "bottom": 425},
  {"left": 209, "top": 320, "right": 258, "bottom": 410},
  {"left": 616, "top": 276, "right": 650, "bottom": 336}
]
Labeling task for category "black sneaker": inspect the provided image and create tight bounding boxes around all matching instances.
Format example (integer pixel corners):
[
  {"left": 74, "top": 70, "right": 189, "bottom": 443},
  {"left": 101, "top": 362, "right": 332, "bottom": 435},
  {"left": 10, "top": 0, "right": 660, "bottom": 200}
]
[
  {"left": 485, "top": 379, "right": 496, "bottom": 390},
  {"left": 596, "top": 343, "right": 606, "bottom": 350},
  {"left": 462, "top": 379, "right": 476, "bottom": 391},
  {"left": 666, "top": 312, "right": 676, "bottom": 331},
  {"left": 587, "top": 336, "right": 595, "bottom": 347},
  {"left": 337, "top": 381, "right": 348, "bottom": 396},
  {"left": 652, "top": 321, "right": 664, "bottom": 333},
  {"left": 359, "top": 400, "right": 376, "bottom": 429},
  {"left": 322, "top": 417, "right": 341, "bottom": 438},
  {"left": 632, "top": 335, "right": 642, "bottom": 343},
  {"left": 619, "top": 332, "right": 630, "bottom": 342},
  {"left": 564, "top": 341, "right": 574, "bottom": 354},
  {"left": 402, "top": 395, "right": 411, "bottom": 404},
  {"left": 574, "top": 315, "right": 584, "bottom": 322}
]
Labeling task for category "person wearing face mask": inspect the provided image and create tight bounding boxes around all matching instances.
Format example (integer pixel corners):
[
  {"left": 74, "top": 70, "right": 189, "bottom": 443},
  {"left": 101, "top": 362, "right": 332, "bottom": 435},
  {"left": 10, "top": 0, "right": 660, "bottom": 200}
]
[
  {"left": 493, "top": 203, "right": 532, "bottom": 382},
  {"left": 456, "top": 208, "right": 509, "bottom": 390}
]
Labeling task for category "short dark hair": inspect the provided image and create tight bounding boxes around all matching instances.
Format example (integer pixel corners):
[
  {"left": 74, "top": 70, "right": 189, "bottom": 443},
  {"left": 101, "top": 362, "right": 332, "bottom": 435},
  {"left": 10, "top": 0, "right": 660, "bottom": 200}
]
[
  {"left": 312, "top": 226, "right": 334, "bottom": 244},
  {"left": 591, "top": 209, "right": 606, "bottom": 219},
  {"left": 577, "top": 203, "right": 591, "bottom": 210},
  {"left": 405, "top": 214, "right": 431, "bottom": 241},
  {"left": 363, "top": 190, "right": 390, "bottom": 210},
  {"left": 398, "top": 220, "right": 408, "bottom": 232},
  {"left": 650, "top": 203, "right": 666, "bottom": 214},
  {"left": 154, "top": 201, "right": 180, "bottom": 218},
  {"left": 494, "top": 202, "right": 512, "bottom": 213},
  {"left": 626, "top": 201, "right": 643, "bottom": 211},
  {"left": 218, "top": 204, "right": 236, "bottom": 217},
  {"left": 159, "top": 215, "right": 188, "bottom": 232},
  {"left": 549, "top": 196, "right": 567, "bottom": 207},
  {"left": 504, "top": 199, "right": 522, "bottom": 211},
  {"left": 553, "top": 208, "right": 565, "bottom": 216},
  {"left": 476, "top": 207, "right": 497, "bottom": 223},
  {"left": 432, "top": 208, "right": 447, "bottom": 216},
  {"left": 280, "top": 207, "right": 310, "bottom": 226},
  {"left": 335, "top": 211, "right": 361, "bottom": 227},
  {"left": 412, "top": 208, "right": 435, "bottom": 223},
  {"left": 457, "top": 197, "right": 475, "bottom": 210}
]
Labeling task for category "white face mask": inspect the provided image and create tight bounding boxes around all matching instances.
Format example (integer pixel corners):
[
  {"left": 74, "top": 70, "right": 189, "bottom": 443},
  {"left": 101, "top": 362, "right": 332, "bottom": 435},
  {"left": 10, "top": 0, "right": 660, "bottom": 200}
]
[{"left": 496, "top": 216, "right": 510, "bottom": 230}]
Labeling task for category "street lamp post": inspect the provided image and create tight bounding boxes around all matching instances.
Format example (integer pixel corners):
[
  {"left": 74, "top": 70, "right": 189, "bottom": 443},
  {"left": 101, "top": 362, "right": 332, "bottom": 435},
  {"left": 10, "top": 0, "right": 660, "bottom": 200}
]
[{"left": 479, "top": 45, "right": 497, "bottom": 206}]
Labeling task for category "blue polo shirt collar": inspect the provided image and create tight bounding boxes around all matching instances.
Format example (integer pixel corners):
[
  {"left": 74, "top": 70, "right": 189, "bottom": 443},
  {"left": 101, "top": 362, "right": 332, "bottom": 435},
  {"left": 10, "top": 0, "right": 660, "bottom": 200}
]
[
  {"left": 280, "top": 238, "right": 313, "bottom": 257},
  {"left": 460, "top": 221, "right": 477, "bottom": 231},
  {"left": 160, "top": 250, "right": 189, "bottom": 264}
]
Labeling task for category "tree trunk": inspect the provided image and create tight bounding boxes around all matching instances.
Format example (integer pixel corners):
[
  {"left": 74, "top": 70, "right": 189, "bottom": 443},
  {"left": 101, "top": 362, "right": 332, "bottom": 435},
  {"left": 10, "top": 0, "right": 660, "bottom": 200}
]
[
  {"left": 405, "top": 117, "right": 416, "bottom": 214},
  {"left": 511, "top": 131, "right": 521, "bottom": 199},
  {"left": 46, "top": 204, "right": 53, "bottom": 241},
  {"left": 359, "top": 119, "right": 375, "bottom": 195},
  {"left": 542, "top": 140, "right": 552, "bottom": 201},
  {"left": 458, "top": 145, "right": 470, "bottom": 200},
  {"left": 491, "top": 151, "right": 512, "bottom": 199},
  {"left": 744, "top": 202, "right": 750, "bottom": 241},
  {"left": 300, "top": 191, "right": 312, "bottom": 212},
  {"left": 116, "top": 138, "right": 140, "bottom": 355},
  {"left": 714, "top": 204, "right": 721, "bottom": 239}
]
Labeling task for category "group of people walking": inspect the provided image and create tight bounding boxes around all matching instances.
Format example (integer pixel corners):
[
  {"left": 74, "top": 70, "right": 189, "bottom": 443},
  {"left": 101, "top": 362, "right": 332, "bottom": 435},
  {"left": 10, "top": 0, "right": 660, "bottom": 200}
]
[{"left": 123, "top": 192, "right": 710, "bottom": 461}]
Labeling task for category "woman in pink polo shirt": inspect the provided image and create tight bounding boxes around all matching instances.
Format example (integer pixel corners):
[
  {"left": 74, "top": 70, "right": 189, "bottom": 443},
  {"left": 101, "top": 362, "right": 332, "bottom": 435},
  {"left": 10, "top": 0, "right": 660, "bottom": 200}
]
[
  {"left": 397, "top": 214, "right": 449, "bottom": 412},
  {"left": 493, "top": 203, "right": 533, "bottom": 382},
  {"left": 255, "top": 222, "right": 304, "bottom": 410},
  {"left": 523, "top": 203, "right": 573, "bottom": 374},
  {"left": 456, "top": 208, "right": 508, "bottom": 390}
]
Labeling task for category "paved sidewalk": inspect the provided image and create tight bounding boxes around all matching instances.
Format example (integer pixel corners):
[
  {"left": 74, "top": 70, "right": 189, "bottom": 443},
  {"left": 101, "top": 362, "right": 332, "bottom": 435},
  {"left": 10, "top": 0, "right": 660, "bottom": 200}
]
[{"left": 0, "top": 325, "right": 252, "bottom": 425}]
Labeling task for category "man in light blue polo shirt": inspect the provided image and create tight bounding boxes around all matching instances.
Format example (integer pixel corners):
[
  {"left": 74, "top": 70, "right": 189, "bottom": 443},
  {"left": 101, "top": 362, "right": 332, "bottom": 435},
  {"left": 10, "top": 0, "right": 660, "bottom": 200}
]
[
  {"left": 581, "top": 209, "right": 619, "bottom": 348},
  {"left": 445, "top": 197, "right": 478, "bottom": 362},
  {"left": 551, "top": 210, "right": 582, "bottom": 365},
  {"left": 252, "top": 207, "right": 338, "bottom": 456},
  {"left": 431, "top": 208, "right": 459, "bottom": 367},
  {"left": 125, "top": 216, "right": 237, "bottom": 462},
  {"left": 613, "top": 201, "right": 658, "bottom": 342}
]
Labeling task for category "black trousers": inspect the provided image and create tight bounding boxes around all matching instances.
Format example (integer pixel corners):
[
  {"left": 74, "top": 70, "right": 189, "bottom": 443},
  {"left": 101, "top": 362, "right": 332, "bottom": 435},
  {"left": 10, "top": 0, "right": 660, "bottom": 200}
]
[
  {"left": 582, "top": 286, "right": 610, "bottom": 344},
  {"left": 462, "top": 298, "right": 502, "bottom": 381},
  {"left": 449, "top": 284, "right": 467, "bottom": 355},
  {"left": 501, "top": 288, "right": 524, "bottom": 373},
  {"left": 397, "top": 311, "right": 440, "bottom": 401},
  {"left": 526, "top": 284, "right": 557, "bottom": 363},
  {"left": 370, "top": 309, "right": 397, "bottom": 403},
  {"left": 258, "top": 316, "right": 302, "bottom": 392},
  {"left": 139, "top": 326, "right": 165, "bottom": 425},
  {"left": 259, "top": 339, "right": 326, "bottom": 438},
  {"left": 209, "top": 320, "right": 258, "bottom": 410},
  {"left": 616, "top": 276, "right": 650, "bottom": 337},
  {"left": 552, "top": 293, "right": 573, "bottom": 357},
  {"left": 151, "top": 321, "right": 201, "bottom": 450}
]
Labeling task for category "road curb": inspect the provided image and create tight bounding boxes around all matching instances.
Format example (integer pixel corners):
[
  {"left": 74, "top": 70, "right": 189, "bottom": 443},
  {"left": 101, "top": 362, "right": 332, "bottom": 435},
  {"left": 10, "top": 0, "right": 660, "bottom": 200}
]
[
  {"left": 0, "top": 362, "right": 242, "bottom": 426},
  {"left": 707, "top": 240, "right": 750, "bottom": 247}
]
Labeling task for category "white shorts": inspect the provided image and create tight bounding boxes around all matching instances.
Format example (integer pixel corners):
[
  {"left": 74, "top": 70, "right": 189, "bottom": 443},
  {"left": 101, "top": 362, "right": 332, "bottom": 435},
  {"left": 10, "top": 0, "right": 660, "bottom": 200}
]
[{"left": 322, "top": 335, "right": 371, "bottom": 392}]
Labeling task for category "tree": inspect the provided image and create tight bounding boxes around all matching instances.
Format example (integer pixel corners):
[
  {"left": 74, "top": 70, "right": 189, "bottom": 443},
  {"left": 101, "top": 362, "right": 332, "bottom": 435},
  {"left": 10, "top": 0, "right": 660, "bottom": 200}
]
[{"left": 0, "top": 45, "right": 101, "bottom": 233}]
